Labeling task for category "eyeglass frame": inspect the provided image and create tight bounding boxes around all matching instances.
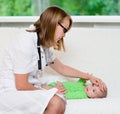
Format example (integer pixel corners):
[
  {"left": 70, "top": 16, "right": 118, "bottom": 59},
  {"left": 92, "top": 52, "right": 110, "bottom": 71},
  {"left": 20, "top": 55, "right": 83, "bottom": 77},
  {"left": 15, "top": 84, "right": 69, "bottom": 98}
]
[{"left": 58, "top": 22, "right": 68, "bottom": 33}]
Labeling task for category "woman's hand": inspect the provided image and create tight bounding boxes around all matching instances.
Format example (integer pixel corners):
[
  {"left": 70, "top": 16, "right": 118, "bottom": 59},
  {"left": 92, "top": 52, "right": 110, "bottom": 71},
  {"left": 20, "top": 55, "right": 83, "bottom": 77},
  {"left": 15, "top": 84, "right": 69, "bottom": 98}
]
[
  {"left": 88, "top": 74, "right": 107, "bottom": 92},
  {"left": 54, "top": 82, "right": 66, "bottom": 94}
]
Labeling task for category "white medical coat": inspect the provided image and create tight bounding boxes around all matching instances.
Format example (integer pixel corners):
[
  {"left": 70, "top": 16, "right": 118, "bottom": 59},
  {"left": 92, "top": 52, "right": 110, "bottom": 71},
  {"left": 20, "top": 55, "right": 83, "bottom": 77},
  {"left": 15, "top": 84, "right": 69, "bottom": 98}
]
[{"left": 0, "top": 28, "right": 57, "bottom": 114}]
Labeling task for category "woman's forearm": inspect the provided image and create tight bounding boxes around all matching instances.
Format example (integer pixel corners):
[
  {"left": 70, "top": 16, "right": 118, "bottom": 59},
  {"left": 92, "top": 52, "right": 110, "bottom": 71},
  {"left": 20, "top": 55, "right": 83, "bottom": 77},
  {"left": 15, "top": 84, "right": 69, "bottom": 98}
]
[
  {"left": 51, "top": 58, "right": 92, "bottom": 80},
  {"left": 60, "top": 65, "right": 91, "bottom": 80},
  {"left": 15, "top": 73, "right": 39, "bottom": 90}
]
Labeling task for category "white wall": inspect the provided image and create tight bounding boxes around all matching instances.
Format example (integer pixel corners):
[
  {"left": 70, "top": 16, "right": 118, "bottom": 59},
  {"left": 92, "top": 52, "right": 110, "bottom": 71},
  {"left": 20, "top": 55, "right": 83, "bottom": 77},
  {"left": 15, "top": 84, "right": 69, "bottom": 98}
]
[{"left": 64, "top": 28, "right": 120, "bottom": 75}]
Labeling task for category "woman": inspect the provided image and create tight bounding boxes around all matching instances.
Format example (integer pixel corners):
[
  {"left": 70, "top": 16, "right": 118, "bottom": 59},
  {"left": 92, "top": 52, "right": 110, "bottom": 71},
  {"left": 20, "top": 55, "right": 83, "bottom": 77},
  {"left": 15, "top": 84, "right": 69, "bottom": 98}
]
[{"left": 0, "top": 6, "right": 106, "bottom": 114}]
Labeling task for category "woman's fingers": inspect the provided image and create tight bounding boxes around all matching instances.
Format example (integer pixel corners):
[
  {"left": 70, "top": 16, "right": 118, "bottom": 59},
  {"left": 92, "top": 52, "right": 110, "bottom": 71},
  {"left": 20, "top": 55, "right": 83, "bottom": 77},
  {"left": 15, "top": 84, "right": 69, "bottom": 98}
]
[
  {"left": 99, "top": 80, "right": 107, "bottom": 92},
  {"left": 94, "top": 78, "right": 107, "bottom": 92}
]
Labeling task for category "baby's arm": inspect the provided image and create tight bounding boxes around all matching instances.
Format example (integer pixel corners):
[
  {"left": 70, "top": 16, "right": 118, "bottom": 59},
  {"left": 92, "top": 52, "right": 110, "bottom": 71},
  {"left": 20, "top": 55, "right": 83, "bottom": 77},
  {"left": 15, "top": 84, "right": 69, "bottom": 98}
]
[
  {"left": 41, "top": 82, "right": 66, "bottom": 94},
  {"left": 55, "top": 82, "right": 66, "bottom": 94}
]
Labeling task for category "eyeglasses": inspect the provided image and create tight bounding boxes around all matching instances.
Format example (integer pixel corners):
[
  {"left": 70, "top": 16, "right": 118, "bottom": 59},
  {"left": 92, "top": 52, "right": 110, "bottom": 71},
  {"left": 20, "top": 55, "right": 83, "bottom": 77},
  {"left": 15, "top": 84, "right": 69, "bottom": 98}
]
[{"left": 58, "top": 22, "right": 68, "bottom": 33}]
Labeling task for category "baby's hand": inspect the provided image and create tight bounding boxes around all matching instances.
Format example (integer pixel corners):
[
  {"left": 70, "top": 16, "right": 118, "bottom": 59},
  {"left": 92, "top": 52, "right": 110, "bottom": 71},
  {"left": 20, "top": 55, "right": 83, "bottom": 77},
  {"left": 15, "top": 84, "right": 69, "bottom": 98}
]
[{"left": 55, "top": 82, "right": 66, "bottom": 94}]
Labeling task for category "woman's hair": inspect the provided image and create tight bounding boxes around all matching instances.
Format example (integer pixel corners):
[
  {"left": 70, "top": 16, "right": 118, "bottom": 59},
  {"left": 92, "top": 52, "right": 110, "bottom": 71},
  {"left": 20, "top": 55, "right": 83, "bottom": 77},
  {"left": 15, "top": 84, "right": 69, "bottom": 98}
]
[{"left": 27, "top": 6, "right": 72, "bottom": 51}]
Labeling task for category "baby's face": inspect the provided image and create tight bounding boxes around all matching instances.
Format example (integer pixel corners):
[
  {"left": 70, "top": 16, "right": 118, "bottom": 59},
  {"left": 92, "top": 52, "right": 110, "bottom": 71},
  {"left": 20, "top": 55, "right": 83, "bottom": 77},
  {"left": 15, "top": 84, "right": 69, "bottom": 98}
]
[{"left": 84, "top": 84, "right": 103, "bottom": 98}]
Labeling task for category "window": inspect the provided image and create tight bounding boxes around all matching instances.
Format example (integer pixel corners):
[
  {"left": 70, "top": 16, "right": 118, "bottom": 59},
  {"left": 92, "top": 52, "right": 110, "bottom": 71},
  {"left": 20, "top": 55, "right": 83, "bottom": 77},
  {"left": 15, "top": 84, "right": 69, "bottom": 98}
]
[{"left": 0, "top": 0, "right": 119, "bottom": 16}]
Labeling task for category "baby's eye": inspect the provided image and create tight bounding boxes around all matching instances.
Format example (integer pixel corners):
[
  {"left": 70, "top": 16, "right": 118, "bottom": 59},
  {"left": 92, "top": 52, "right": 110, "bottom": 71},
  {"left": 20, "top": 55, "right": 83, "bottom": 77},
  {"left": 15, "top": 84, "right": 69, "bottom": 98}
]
[{"left": 93, "top": 89, "right": 95, "bottom": 92}]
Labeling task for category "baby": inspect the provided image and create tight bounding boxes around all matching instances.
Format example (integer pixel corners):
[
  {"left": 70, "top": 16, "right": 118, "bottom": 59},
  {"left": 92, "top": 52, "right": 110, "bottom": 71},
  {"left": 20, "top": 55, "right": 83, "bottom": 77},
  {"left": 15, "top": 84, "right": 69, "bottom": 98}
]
[{"left": 41, "top": 79, "right": 107, "bottom": 99}]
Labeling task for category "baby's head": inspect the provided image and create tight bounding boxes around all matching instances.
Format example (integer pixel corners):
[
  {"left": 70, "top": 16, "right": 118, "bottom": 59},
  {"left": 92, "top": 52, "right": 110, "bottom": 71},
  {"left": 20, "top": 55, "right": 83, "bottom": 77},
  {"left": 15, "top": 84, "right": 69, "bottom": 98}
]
[{"left": 84, "top": 83, "right": 107, "bottom": 98}]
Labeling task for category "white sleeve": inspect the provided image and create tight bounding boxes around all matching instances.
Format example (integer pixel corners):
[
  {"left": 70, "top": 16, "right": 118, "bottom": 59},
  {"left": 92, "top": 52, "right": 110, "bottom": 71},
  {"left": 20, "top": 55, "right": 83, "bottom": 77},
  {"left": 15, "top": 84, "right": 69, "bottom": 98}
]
[
  {"left": 10, "top": 32, "right": 36, "bottom": 74},
  {"left": 43, "top": 47, "right": 56, "bottom": 63}
]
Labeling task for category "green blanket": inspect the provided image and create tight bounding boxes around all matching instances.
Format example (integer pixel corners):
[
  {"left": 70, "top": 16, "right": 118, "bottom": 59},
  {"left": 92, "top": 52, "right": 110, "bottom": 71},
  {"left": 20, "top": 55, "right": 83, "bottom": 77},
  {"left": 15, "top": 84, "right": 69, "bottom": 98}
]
[{"left": 49, "top": 79, "right": 88, "bottom": 99}]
